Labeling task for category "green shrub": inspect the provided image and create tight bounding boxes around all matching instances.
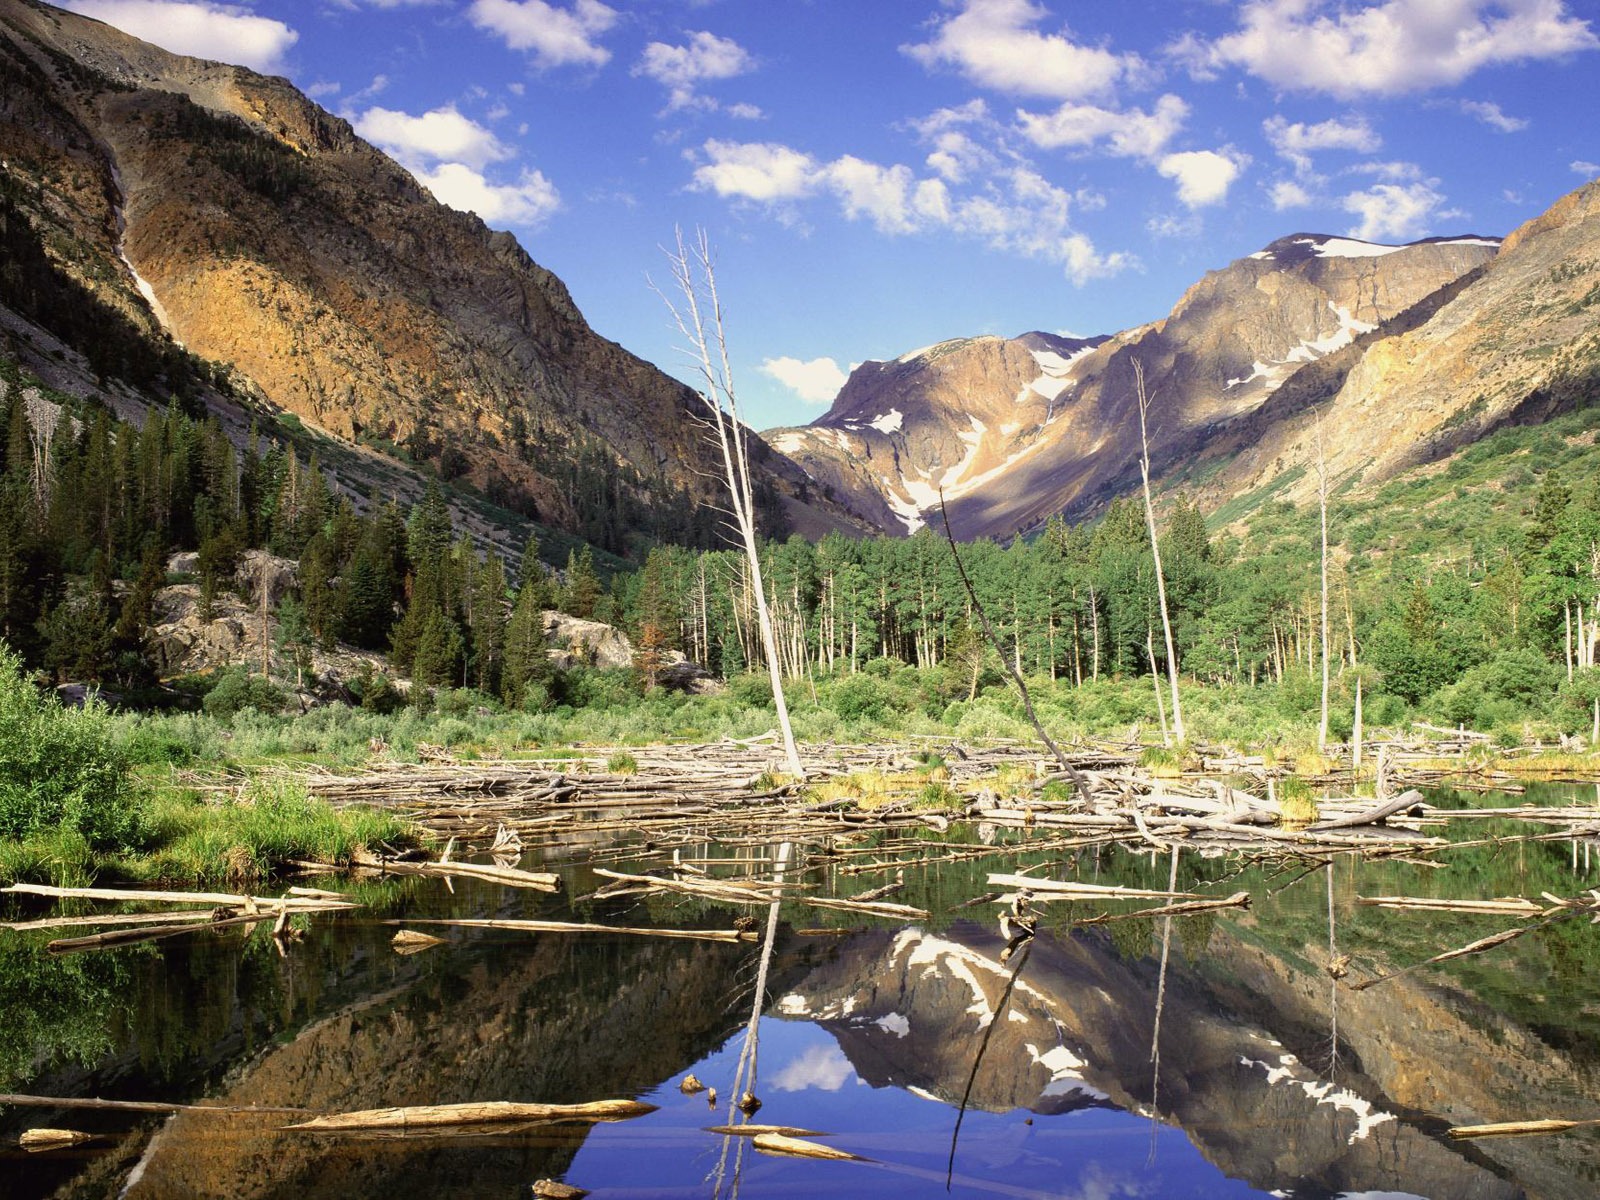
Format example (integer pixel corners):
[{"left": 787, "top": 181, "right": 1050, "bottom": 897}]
[
  {"left": 0, "top": 645, "right": 144, "bottom": 850},
  {"left": 826, "top": 673, "right": 890, "bottom": 723},
  {"left": 201, "top": 667, "right": 288, "bottom": 720}
]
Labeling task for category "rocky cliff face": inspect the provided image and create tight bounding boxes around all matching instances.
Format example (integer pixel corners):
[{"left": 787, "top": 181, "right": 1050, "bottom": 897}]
[
  {"left": 775, "top": 235, "right": 1498, "bottom": 539},
  {"left": 0, "top": 0, "right": 844, "bottom": 543},
  {"left": 1188, "top": 181, "right": 1600, "bottom": 516}
]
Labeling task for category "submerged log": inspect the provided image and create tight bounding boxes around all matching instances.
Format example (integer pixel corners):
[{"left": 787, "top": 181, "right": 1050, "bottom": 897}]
[
  {"left": 1448, "top": 1117, "right": 1600, "bottom": 1140},
  {"left": 19, "top": 1127, "right": 95, "bottom": 1151},
  {"left": 286, "top": 1100, "right": 657, "bottom": 1131}
]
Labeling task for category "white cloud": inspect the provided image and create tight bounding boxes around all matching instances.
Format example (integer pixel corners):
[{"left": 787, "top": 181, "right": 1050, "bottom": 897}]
[
  {"left": 692, "top": 140, "right": 818, "bottom": 202},
  {"left": 1158, "top": 148, "right": 1248, "bottom": 208},
  {"left": 1342, "top": 179, "right": 1444, "bottom": 240},
  {"left": 1271, "top": 179, "right": 1315, "bottom": 209},
  {"left": 413, "top": 162, "right": 560, "bottom": 225},
  {"left": 1572, "top": 160, "right": 1600, "bottom": 176},
  {"left": 1188, "top": 0, "right": 1599, "bottom": 98},
  {"left": 467, "top": 0, "right": 617, "bottom": 69},
  {"left": 1016, "top": 94, "right": 1189, "bottom": 160},
  {"left": 1263, "top": 114, "right": 1380, "bottom": 173},
  {"left": 1460, "top": 99, "right": 1528, "bottom": 131},
  {"left": 727, "top": 102, "right": 765, "bottom": 121},
  {"left": 904, "top": 0, "right": 1137, "bottom": 100},
  {"left": 636, "top": 30, "right": 754, "bottom": 111},
  {"left": 354, "top": 105, "right": 511, "bottom": 170},
  {"left": 690, "top": 140, "right": 1133, "bottom": 285},
  {"left": 59, "top": 0, "right": 297, "bottom": 73},
  {"left": 771, "top": 1044, "right": 856, "bottom": 1093},
  {"left": 761, "top": 356, "right": 848, "bottom": 404}
]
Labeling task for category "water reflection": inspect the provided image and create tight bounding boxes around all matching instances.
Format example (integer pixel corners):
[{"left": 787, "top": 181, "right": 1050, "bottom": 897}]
[{"left": 4, "top": 782, "right": 1600, "bottom": 1197}]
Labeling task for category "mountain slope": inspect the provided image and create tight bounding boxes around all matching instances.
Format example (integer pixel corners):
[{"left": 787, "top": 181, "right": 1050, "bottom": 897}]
[
  {"left": 776, "top": 234, "right": 1498, "bottom": 538},
  {"left": 0, "top": 0, "right": 848, "bottom": 549}
]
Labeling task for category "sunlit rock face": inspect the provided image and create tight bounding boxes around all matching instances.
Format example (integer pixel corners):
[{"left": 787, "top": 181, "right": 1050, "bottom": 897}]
[
  {"left": 771, "top": 233, "right": 1496, "bottom": 540},
  {"left": 777, "top": 922, "right": 1521, "bottom": 1199},
  {"left": 0, "top": 0, "right": 852, "bottom": 540}
]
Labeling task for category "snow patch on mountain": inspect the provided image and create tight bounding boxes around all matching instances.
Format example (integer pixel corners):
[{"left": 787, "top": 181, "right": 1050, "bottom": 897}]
[
  {"left": 1026, "top": 345, "right": 1094, "bottom": 404},
  {"left": 867, "top": 408, "right": 904, "bottom": 434},
  {"left": 1225, "top": 302, "right": 1376, "bottom": 390},
  {"left": 1309, "top": 237, "right": 1405, "bottom": 259}
]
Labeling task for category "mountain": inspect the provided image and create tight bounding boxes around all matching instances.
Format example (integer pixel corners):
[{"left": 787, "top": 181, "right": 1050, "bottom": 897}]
[
  {"left": 1184, "top": 181, "right": 1600, "bottom": 519},
  {"left": 774, "top": 233, "right": 1501, "bottom": 539},
  {"left": 0, "top": 0, "right": 849, "bottom": 552}
]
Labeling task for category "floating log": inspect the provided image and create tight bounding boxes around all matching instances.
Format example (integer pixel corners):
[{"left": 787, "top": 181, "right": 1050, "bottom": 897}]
[
  {"left": 1, "top": 910, "right": 218, "bottom": 933},
  {"left": 1358, "top": 896, "right": 1546, "bottom": 917},
  {"left": 391, "top": 930, "right": 447, "bottom": 954},
  {"left": 342, "top": 854, "right": 560, "bottom": 890},
  {"left": 286, "top": 1100, "right": 657, "bottom": 1131},
  {"left": 386, "top": 918, "right": 756, "bottom": 943},
  {"left": 986, "top": 875, "right": 1207, "bottom": 901},
  {"left": 1448, "top": 1117, "right": 1600, "bottom": 1140},
  {"left": 752, "top": 1132, "right": 867, "bottom": 1161},
  {"left": 19, "top": 1128, "right": 94, "bottom": 1151},
  {"left": 800, "top": 897, "right": 930, "bottom": 920},
  {"left": 2, "top": 883, "right": 348, "bottom": 910},
  {"left": 1072, "top": 891, "right": 1251, "bottom": 925},
  {"left": 47, "top": 911, "right": 294, "bottom": 955},
  {"left": 707, "top": 1124, "right": 828, "bottom": 1138}
]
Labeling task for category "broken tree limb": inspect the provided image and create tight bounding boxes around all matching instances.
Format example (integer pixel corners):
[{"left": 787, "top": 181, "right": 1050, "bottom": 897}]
[
  {"left": 1349, "top": 913, "right": 1572, "bottom": 991},
  {"left": 286, "top": 1100, "right": 657, "bottom": 1131}
]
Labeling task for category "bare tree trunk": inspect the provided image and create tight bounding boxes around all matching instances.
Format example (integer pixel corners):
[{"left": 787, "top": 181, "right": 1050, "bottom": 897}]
[
  {"left": 1134, "top": 360, "right": 1184, "bottom": 743},
  {"left": 1352, "top": 674, "right": 1364, "bottom": 771},
  {"left": 656, "top": 230, "right": 804, "bottom": 778},
  {"left": 1148, "top": 625, "right": 1169, "bottom": 747},
  {"left": 1317, "top": 419, "right": 1331, "bottom": 754}
]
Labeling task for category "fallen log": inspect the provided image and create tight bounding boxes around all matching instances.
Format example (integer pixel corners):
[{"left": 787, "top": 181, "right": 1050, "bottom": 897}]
[
  {"left": 286, "top": 1100, "right": 657, "bottom": 1131},
  {"left": 385, "top": 918, "right": 757, "bottom": 943},
  {"left": 986, "top": 875, "right": 1207, "bottom": 901},
  {"left": 1070, "top": 891, "right": 1251, "bottom": 925},
  {"left": 0, "top": 1093, "right": 311, "bottom": 1115},
  {"left": 1358, "top": 896, "right": 1546, "bottom": 917},
  {"left": 343, "top": 855, "right": 560, "bottom": 890},
  {"left": 2, "top": 883, "right": 347, "bottom": 910},
  {"left": 752, "top": 1132, "right": 867, "bottom": 1161},
  {"left": 391, "top": 930, "right": 447, "bottom": 954},
  {"left": 706, "top": 1124, "right": 828, "bottom": 1138},
  {"left": 800, "top": 896, "right": 930, "bottom": 920},
  {"left": 47, "top": 911, "right": 302, "bottom": 955},
  {"left": 1304, "top": 789, "right": 1426, "bottom": 832}
]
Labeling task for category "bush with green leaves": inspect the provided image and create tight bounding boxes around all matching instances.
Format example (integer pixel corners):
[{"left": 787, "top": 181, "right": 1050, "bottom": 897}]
[
  {"left": 0, "top": 644, "right": 144, "bottom": 849},
  {"left": 201, "top": 667, "right": 288, "bottom": 720}
]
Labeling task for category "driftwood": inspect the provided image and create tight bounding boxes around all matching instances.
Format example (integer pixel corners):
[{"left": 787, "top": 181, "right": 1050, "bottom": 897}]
[
  {"left": 1448, "top": 1117, "right": 1600, "bottom": 1140},
  {"left": 19, "top": 1128, "right": 95, "bottom": 1151},
  {"left": 386, "top": 918, "right": 757, "bottom": 943},
  {"left": 286, "top": 1100, "right": 657, "bottom": 1131},
  {"left": 752, "top": 1132, "right": 867, "bottom": 1161}
]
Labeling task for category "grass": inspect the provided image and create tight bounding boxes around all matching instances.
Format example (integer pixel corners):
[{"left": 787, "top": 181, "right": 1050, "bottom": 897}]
[{"left": 1277, "top": 776, "right": 1320, "bottom": 827}]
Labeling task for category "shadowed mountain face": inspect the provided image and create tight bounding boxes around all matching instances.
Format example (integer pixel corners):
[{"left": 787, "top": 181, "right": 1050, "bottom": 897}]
[
  {"left": 0, "top": 0, "right": 854, "bottom": 542},
  {"left": 774, "top": 920, "right": 1595, "bottom": 1199},
  {"left": 770, "top": 234, "right": 1498, "bottom": 539}
]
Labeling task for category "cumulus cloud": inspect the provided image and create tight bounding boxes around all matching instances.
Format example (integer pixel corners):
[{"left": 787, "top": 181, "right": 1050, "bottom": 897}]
[
  {"left": 59, "top": 0, "right": 297, "bottom": 73},
  {"left": 356, "top": 104, "right": 559, "bottom": 226},
  {"left": 354, "top": 105, "right": 511, "bottom": 170},
  {"left": 1016, "top": 93, "right": 1189, "bottom": 159},
  {"left": 1342, "top": 179, "right": 1444, "bottom": 240},
  {"left": 635, "top": 30, "right": 754, "bottom": 111},
  {"left": 1572, "top": 160, "right": 1600, "bottom": 176},
  {"left": 760, "top": 356, "right": 848, "bottom": 404},
  {"left": 1271, "top": 178, "right": 1315, "bottom": 209},
  {"left": 412, "top": 162, "right": 560, "bottom": 224},
  {"left": 467, "top": 0, "right": 617, "bottom": 69},
  {"left": 904, "top": 0, "right": 1138, "bottom": 100},
  {"left": 690, "top": 139, "right": 1132, "bottom": 284},
  {"left": 771, "top": 1044, "right": 856, "bottom": 1093},
  {"left": 1157, "top": 148, "right": 1249, "bottom": 208},
  {"left": 1263, "top": 114, "right": 1380, "bottom": 174},
  {"left": 1460, "top": 99, "right": 1528, "bottom": 131},
  {"left": 1184, "top": 0, "right": 1599, "bottom": 98}
]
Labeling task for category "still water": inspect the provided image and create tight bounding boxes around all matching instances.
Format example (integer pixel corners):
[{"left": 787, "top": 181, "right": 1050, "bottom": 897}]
[{"left": 5, "top": 783, "right": 1600, "bottom": 1199}]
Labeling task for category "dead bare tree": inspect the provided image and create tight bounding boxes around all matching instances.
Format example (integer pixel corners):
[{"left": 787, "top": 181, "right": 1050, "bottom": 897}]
[
  {"left": 1133, "top": 360, "right": 1184, "bottom": 745},
  {"left": 654, "top": 229, "right": 804, "bottom": 780},
  {"left": 1316, "top": 417, "right": 1331, "bottom": 754}
]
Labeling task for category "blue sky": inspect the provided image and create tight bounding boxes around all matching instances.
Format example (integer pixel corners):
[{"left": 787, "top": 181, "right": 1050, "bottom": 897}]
[{"left": 60, "top": 0, "right": 1600, "bottom": 429}]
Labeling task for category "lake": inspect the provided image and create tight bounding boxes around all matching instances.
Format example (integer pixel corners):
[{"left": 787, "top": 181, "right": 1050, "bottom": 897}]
[{"left": 4, "top": 780, "right": 1600, "bottom": 1199}]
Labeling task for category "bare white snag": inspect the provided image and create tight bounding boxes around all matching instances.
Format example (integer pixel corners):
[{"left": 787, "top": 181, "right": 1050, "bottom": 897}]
[
  {"left": 654, "top": 229, "right": 805, "bottom": 780},
  {"left": 1134, "top": 360, "right": 1184, "bottom": 746}
]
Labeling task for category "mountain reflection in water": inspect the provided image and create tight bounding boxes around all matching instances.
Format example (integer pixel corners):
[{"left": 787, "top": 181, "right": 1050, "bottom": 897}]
[{"left": 6, "top": 789, "right": 1600, "bottom": 1198}]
